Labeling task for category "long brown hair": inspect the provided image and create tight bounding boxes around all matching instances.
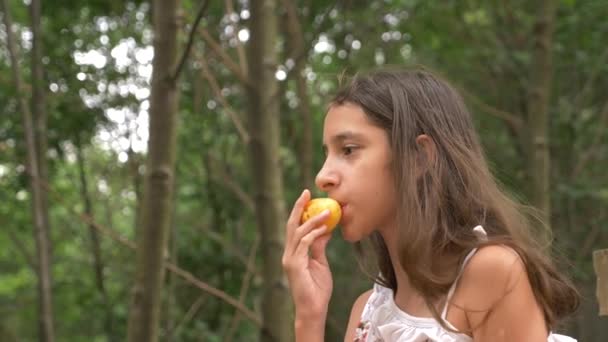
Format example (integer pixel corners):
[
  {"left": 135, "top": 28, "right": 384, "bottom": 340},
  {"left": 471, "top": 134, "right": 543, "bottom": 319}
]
[{"left": 332, "top": 67, "right": 579, "bottom": 331}]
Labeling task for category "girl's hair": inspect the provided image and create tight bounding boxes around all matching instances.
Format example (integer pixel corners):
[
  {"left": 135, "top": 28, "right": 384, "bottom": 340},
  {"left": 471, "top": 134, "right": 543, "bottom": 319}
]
[{"left": 331, "top": 67, "right": 579, "bottom": 331}]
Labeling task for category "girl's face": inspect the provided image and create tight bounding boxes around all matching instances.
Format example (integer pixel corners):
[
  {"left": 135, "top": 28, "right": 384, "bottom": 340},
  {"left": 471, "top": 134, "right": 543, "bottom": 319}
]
[{"left": 316, "top": 103, "right": 397, "bottom": 242}]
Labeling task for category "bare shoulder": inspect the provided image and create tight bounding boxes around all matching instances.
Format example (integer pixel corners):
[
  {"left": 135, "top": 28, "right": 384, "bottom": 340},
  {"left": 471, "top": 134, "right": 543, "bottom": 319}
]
[
  {"left": 453, "top": 244, "right": 548, "bottom": 335},
  {"left": 344, "top": 289, "right": 373, "bottom": 342},
  {"left": 453, "top": 246, "right": 549, "bottom": 339},
  {"left": 457, "top": 245, "right": 525, "bottom": 307}
]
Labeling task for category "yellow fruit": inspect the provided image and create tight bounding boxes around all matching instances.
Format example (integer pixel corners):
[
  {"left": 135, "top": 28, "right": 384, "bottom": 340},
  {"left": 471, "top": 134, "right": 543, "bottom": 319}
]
[{"left": 300, "top": 198, "right": 342, "bottom": 233}]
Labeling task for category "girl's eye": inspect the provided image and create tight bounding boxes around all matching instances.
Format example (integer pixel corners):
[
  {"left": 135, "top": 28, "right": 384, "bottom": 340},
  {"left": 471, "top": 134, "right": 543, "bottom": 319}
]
[{"left": 342, "top": 145, "right": 356, "bottom": 156}]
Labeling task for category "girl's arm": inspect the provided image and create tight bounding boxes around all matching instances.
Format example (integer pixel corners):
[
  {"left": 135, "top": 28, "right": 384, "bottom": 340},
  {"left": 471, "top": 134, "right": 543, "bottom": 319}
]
[
  {"left": 344, "top": 290, "right": 373, "bottom": 342},
  {"left": 282, "top": 190, "right": 334, "bottom": 342},
  {"left": 294, "top": 313, "right": 327, "bottom": 342},
  {"left": 458, "top": 246, "right": 548, "bottom": 341}
]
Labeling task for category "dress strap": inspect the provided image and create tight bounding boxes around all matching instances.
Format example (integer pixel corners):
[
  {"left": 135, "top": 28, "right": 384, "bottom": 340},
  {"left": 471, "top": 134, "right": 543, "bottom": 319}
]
[{"left": 440, "top": 225, "right": 488, "bottom": 320}]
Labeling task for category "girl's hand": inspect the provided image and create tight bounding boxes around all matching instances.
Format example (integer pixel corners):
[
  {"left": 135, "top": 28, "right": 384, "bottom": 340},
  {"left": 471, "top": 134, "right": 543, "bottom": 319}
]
[{"left": 282, "top": 189, "right": 334, "bottom": 320}]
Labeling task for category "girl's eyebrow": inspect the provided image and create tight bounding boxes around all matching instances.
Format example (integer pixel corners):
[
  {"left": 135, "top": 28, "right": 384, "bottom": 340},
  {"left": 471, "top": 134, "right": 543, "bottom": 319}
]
[{"left": 323, "top": 131, "right": 365, "bottom": 149}]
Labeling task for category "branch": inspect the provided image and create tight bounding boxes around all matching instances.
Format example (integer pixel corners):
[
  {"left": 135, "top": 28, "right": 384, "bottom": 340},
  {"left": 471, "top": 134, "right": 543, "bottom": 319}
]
[
  {"left": 282, "top": 0, "right": 306, "bottom": 61},
  {"left": 199, "top": 27, "right": 251, "bottom": 87},
  {"left": 172, "top": 0, "right": 211, "bottom": 81},
  {"left": 165, "top": 262, "right": 261, "bottom": 325},
  {"left": 282, "top": 0, "right": 316, "bottom": 191},
  {"left": 33, "top": 176, "right": 262, "bottom": 326},
  {"left": 573, "top": 46, "right": 608, "bottom": 109},
  {"left": 206, "top": 152, "right": 254, "bottom": 211},
  {"left": 199, "top": 224, "right": 259, "bottom": 278},
  {"left": 197, "top": 52, "right": 250, "bottom": 144},
  {"left": 1, "top": 0, "right": 34, "bottom": 150},
  {"left": 7, "top": 229, "right": 37, "bottom": 271},
  {"left": 266, "top": 2, "right": 339, "bottom": 111},
  {"left": 576, "top": 221, "right": 603, "bottom": 265},
  {"left": 224, "top": 0, "right": 247, "bottom": 76},
  {"left": 166, "top": 295, "right": 208, "bottom": 339},
  {"left": 284, "top": 2, "right": 338, "bottom": 82},
  {"left": 571, "top": 99, "right": 608, "bottom": 178},
  {"left": 456, "top": 84, "right": 524, "bottom": 130},
  {"left": 457, "top": 3, "right": 529, "bottom": 118},
  {"left": 223, "top": 235, "right": 260, "bottom": 342}
]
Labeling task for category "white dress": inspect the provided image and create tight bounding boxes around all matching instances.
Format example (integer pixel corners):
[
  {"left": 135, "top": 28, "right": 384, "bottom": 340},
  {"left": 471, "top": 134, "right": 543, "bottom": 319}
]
[{"left": 353, "top": 226, "right": 577, "bottom": 342}]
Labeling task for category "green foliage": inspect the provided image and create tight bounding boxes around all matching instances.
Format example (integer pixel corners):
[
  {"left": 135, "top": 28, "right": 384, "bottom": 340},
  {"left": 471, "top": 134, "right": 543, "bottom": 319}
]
[{"left": 1, "top": 0, "right": 607, "bottom": 340}]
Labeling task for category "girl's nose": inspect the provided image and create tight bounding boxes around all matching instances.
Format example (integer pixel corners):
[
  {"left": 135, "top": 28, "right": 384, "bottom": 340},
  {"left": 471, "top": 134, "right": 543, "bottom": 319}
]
[{"left": 315, "top": 163, "right": 339, "bottom": 192}]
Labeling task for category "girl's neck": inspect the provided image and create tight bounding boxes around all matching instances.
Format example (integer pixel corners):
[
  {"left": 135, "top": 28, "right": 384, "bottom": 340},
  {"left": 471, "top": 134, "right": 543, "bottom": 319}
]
[{"left": 380, "top": 226, "right": 440, "bottom": 317}]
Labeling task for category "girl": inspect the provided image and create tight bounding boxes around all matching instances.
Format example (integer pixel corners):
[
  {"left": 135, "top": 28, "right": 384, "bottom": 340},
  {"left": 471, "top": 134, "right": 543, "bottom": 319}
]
[{"left": 281, "top": 68, "right": 579, "bottom": 341}]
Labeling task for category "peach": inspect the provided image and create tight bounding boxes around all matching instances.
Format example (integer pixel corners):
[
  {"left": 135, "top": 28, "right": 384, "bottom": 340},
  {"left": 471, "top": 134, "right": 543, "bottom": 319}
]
[{"left": 300, "top": 198, "right": 342, "bottom": 233}]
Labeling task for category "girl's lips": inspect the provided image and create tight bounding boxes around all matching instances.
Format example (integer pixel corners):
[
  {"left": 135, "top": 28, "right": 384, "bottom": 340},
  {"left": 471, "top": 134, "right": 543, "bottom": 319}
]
[{"left": 338, "top": 203, "right": 347, "bottom": 223}]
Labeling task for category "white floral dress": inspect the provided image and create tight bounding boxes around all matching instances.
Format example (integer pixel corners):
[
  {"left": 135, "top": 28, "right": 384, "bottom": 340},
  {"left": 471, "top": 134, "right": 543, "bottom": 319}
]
[{"left": 354, "top": 226, "right": 577, "bottom": 342}]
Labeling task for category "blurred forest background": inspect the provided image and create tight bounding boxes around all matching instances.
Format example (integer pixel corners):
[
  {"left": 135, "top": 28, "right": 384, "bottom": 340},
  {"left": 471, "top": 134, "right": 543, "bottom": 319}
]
[{"left": 1, "top": 0, "right": 607, "bottom": 341}]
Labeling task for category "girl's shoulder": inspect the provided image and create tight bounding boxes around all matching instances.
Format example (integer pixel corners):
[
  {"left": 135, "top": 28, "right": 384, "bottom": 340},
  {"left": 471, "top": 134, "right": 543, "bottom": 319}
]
[
  {"left": 344, "top": 289, "right": 374, "bottom": 342},
  {"left": 451, "top": 244, "right": 552, "bottom": 338},
  {"left": 454, "top": 244, "right": 578, "bottom": 340},
  {"left": 456, "top": 244, "right": 524, "bottom": 308}
]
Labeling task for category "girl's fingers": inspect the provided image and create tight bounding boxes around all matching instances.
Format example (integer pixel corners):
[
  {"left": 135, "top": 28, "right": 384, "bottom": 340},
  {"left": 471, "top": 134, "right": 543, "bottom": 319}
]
[
  {"left": 286, "top": 189, "right": 310, "bottom": 238},
  {"left": 293, "top": 225, "right": 328, "bottom": 258},
  {"left": 310, "top": 233, "right": 332, "bottom": 265},
  {"left": 283, "top": 210, "right": 329, "bottom": 257},
  {"left": 292, "top": 209, "right": 329, "bottom": 243},
  {"left": 284, "top": 189, "right": 310, "bottom": 257},
  {"left": 282, "top": 210, "right": 331, "bottom": 280}
]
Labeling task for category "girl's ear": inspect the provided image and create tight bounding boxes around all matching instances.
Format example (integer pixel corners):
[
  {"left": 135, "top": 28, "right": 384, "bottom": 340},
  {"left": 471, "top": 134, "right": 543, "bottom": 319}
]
[{"left": 415, "top": 134, "right": 437, "bottom": 174}]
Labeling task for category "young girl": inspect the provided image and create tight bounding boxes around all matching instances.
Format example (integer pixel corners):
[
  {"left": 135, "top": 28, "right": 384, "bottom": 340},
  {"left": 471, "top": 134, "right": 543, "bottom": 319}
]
[{"left": 281, "top": 68, "right": 580, "bottom": 341}]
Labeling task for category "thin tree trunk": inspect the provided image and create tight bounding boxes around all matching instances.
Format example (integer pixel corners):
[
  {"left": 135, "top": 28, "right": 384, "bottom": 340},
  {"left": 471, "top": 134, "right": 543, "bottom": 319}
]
[
  {"left": 1, "top": 1, "right": 55, "bottom": 341},
  {"left": 527, "top": 0, "right": 556, "bottom": 224},
  {"left": 31, "top": 0, "right": 55, "bottom": 339},
  {"left": 30, "top": 0, "right": 51, "bottom": 243},
  {"left": 224, "top": 0, "right": 248, "bottom": 76},
  {"left": 283, "top": 0, "right": 314, "bottom": 191},
  {"left": 127, "top": 144, "right": 143, "bottom": 239},
  {"left": 247, "top": 1, "right": 293, "bottom": 341},
  {"left": 75, "top": 138, "right": 113, "bottom": 340},
  {"left": 127, "top": 0, "right": 181, "bottom": 341},
  {"left": 163, "top": 173, "right": 179, "bottom": 342}
]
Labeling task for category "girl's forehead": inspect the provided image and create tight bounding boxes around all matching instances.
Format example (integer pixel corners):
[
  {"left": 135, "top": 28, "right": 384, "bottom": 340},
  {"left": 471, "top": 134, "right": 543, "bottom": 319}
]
[
  {"left": 324, "top": 103, "right": 369, "bottom": 128},
  {"left": 322, "top": 104, "right": 386, "bottom": 143}
]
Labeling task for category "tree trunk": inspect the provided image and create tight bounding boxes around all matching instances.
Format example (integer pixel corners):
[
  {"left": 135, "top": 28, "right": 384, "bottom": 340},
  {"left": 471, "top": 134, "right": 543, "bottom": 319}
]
[
  {"left": 163, "top": 174, "right": 179, "bottom": 342},
  {"left": 30, "top": 0, "right": 51, "bottom": 243},
  {"left": 75, "top": 139, "right": 113, "bottom": 340},
  {"left": 127, "top": 142, "right": 143, "bottom": 240},
  {"left": 126, "top": 0, "right": 180, "bottom": 341},
  {"left": 283, "top": 0, "right": 315, "bottom": 191},
  {"left": 1, "top": 1, "right": 56, "bottom": 341},
  {"left": 247, "top": 0, "right": 293, "bottom": 341},
  {"left": 30, "top": 0, "right": 55, "bottom": 340},
  {"left": 527, "top": 0, "right": 556, "bottom": 224}
]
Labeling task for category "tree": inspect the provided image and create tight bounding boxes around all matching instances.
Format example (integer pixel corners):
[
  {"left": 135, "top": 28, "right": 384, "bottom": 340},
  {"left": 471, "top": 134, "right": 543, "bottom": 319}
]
[
  {"left": 75, "top": 136, "right": 114, "bottom": 340},
  {"left": 247, "top": 0, "right": 293, "bottom": 340},
  {"left": 126, "top": 0, "right": 180, "bottom": 341},
  {"left": 527, "top": 0, "right": 556, "bottom": 224},
  {"left": 283, "top": 0, "right": 315, "bottom": 191},
  {"left": 1, "top": 0, "right": 56, "bottom": 340},
  {"left": 1, "top": 1, "right": 606, "bottom": 340}
]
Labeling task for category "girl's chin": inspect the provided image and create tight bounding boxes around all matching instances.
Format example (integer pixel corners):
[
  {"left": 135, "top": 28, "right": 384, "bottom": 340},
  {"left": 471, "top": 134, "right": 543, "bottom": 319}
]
[{"left": 339, "top": 225, "right": 363, "bottom": 243}]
